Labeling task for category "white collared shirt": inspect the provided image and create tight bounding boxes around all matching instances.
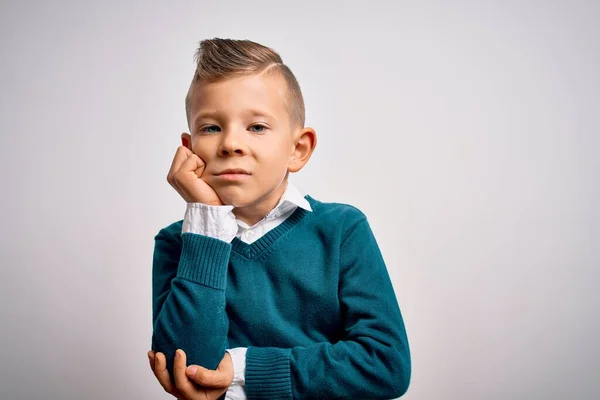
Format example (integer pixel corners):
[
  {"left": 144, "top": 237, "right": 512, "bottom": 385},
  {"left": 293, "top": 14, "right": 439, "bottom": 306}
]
[
  {"left": 181, "top": 181, "right": 311, "bottom": 400},
  {"left": 182, "top": 181, "right": 312, "bottom": 244}
]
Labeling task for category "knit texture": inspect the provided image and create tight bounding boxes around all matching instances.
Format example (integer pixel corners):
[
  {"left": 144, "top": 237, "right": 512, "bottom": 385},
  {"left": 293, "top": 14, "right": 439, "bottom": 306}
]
[{"left": 151, "top": 195, "right": 411, "bottom": 399}]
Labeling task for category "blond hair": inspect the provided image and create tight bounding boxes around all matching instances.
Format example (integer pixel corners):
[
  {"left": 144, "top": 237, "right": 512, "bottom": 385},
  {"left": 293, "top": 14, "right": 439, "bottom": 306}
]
[{"left": 185, "top": 38, "right": 305, "bottom": 129}]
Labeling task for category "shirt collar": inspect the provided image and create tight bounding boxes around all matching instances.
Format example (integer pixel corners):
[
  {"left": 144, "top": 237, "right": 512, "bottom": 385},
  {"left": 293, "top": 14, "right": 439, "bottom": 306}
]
[
  {"left": 279, "top": 181, "right": 312, "bottom": 212},
  {"left": 263, "top": 180, "right": 312, "bottom": 221},
  {"left": 236, "top": 181, "right": 312, "bottom": 229}
]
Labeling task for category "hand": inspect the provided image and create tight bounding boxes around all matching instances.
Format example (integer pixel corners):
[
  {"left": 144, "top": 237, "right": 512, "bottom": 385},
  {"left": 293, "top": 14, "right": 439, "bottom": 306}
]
[
  {"left": 148, "top": 349, "right": 233, "bottom": 400},
  {"left": 167, "top": 145, "right": 223, "bottom": 205}
]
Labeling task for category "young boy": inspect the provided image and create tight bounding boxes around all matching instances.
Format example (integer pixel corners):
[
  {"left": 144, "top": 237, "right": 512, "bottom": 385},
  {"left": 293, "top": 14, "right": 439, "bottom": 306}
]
[{"left": 148, "top": 38, "right": 411, "bottom": 400}]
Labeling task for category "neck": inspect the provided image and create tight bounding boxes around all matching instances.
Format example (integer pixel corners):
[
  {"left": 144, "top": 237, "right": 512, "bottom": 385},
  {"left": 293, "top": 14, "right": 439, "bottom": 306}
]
[{"left": 232, "top": 179, "right": 288, "bottom": 226}]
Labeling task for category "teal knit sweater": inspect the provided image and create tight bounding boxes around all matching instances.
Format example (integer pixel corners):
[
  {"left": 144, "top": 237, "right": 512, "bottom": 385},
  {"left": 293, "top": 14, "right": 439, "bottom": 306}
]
[{"left": 151, "top": 196, "right": 411, "bottom": 399}]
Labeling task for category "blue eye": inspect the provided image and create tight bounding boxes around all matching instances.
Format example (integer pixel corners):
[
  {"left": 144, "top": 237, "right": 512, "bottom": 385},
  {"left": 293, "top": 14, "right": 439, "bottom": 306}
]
[
  {"left": 250, "top": 124, "right": 266, "bottom": 133},
  {"left": 200, "top": 125, "right": 221, "bottom": 134}
]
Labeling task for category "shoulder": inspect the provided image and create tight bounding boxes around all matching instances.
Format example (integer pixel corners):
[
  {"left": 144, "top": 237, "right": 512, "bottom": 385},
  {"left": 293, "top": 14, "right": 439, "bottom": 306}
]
[{"left": 305, "top": 195, "right": 368, "bottom": 232}]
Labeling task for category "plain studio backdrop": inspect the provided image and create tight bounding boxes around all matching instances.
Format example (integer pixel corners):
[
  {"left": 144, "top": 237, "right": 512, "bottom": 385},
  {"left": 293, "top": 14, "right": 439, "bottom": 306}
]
[{"left": 1, "top": 1, "right": 598, "bottom": 399}]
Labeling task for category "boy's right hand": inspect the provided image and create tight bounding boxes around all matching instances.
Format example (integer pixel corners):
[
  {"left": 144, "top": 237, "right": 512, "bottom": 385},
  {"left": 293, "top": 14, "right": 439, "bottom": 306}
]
[{"left": 167, "top": 146, "right": 223, "bottom": 205}]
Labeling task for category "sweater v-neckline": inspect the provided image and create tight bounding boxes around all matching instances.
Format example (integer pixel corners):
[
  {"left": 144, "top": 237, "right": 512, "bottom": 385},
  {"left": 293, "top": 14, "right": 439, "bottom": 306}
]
[{"left": 230, "top": 198, "right": 314, "bottom": 260}]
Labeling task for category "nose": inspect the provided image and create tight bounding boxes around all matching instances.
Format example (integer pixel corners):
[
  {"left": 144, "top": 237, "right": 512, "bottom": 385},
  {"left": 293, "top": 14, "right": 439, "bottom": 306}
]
[{"left": 218, "top": 129, "right": 246, "bottom": 157}]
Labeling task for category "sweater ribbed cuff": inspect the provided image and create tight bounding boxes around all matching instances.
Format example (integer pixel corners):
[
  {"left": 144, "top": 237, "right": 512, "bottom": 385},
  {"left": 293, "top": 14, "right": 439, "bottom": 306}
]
[
  {"left": 245, "top": 347, "right": 292, "bottom": 400},
  {"left": 177, "top": 232, "right": 231, "bottom": 290}
]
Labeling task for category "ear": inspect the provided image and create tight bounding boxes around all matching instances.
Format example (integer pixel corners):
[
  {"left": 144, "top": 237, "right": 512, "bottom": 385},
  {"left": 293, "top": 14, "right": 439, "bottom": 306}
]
[
  {"left": 180, "top": 132, "right": 192, "bottom": 149},
  {"left": 288, "top": 127, "right": 317, "bottom": 173}
]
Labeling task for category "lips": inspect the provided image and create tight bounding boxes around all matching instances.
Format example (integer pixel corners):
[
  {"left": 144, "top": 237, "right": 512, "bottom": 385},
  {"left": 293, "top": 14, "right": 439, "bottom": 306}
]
[{"left": 215, "top": 168, "right": 251, "bottom": 175}]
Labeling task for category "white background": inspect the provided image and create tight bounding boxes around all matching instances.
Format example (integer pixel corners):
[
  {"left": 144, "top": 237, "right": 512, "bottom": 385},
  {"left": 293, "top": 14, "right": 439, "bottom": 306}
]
[{"left": 1, "top": 1, "right": 598, "bottom": 399}]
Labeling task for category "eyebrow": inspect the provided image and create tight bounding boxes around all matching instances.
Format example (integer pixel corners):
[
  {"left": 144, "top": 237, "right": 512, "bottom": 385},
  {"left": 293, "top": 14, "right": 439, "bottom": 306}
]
[
  {"left": 244, "top": 108, "right": 276, "bottom": 120},
  {"left": 193, "top": 109, "right": 276, "bottom": 126},
  {"left": 193, "top": 110, "right": 220, "bottom": 125}
]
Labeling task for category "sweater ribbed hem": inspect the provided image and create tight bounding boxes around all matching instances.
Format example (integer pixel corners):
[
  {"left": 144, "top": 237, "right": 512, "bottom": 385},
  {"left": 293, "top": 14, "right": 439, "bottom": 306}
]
[
  {"left": 178, "top": 233, "right": 231, "bottom": 290},
  {"left": 245, "top": 347, "right": 292, "bottom": 400}
]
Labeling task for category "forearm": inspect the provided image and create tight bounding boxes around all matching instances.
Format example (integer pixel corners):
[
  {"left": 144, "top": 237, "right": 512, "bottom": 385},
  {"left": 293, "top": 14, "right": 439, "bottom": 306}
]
[
  {"left": 244, "top": 328, "right": 410, "bottom": 399},
  {"left": 152, "top": 232, "right": 231, "bottom": 374},
  {"left": 152, "top": 203, "right": 237, "bottom": 375},
  {"left": 152, "top": 203, "right": 237, "bottom": 369},
  {"left": 241, "top": 217, "right": 411, "bottom": 399}
]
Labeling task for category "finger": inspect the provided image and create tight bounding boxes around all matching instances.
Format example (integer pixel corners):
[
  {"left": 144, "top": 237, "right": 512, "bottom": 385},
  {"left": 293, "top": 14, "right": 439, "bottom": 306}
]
[
  {"left": 153, "top": 352, "right": 176, "bottom": 394},
  {"left": 179, "top": 153, "right": 206, "bottom": 179},
  {"left": 173, "top": 349, "right": 196, "bottom": 394},
  {"left": 167, "top": 146, "right": 193, "bottom": 184},
  {"left": 147, "top": 351, "right": 155, "bottom": 371},
  {"left": 186, "top": 364, "right": 229, "bottom": 388}
]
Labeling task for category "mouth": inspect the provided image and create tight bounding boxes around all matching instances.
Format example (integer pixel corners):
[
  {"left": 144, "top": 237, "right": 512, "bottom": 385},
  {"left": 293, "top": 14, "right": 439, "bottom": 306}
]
[
  {"left": 215, "top": 168, "right": 252, "bottom": 176},
  {"left": 214, "top": 168, "right": 252, "bottom": 182}
]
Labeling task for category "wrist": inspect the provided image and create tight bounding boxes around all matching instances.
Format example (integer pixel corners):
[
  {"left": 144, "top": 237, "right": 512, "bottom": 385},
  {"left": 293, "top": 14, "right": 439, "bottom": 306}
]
[{"left": 182, "top": 203, "right": 237, "bottom": 242}]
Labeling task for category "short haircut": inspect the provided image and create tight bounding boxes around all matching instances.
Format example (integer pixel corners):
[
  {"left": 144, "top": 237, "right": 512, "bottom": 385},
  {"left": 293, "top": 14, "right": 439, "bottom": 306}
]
[{"left": 185, "top": 38, "right": 305, "bottom": 129}]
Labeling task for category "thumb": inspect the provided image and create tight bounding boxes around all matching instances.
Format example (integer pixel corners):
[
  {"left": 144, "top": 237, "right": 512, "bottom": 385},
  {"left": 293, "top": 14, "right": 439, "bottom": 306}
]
[{"left": 186, "top": 365, "right": 229, "bottom": 388}]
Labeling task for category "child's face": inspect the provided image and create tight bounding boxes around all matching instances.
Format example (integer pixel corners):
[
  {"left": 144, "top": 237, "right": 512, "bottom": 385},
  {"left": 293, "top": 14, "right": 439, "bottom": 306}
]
[{"left": 185, "top": 72, "right": 298, "bottom": 211}]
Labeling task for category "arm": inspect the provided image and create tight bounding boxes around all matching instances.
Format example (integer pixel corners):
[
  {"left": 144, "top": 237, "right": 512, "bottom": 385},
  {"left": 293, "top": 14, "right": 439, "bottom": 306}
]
[
  {"left": 151, "top": 203, "right": 235, "bottom": 376},
  {"left": 243, "top": 218, "right": 411, "bottom": 399}
]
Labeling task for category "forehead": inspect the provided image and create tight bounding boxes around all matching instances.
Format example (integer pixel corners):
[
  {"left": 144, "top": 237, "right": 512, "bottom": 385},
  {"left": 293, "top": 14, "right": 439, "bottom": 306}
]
[{"left": 189, "top": 72, "right": 289, "bottom": 121}]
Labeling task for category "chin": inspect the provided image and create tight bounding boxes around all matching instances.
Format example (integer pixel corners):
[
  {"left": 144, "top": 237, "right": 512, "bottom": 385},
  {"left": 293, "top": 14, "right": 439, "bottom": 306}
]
[
  {"left": 216, "top": 188, "right": 254, "bottom": 208},
  {"left": 222, "top": 198, "right": 251, "bottom": 208}
]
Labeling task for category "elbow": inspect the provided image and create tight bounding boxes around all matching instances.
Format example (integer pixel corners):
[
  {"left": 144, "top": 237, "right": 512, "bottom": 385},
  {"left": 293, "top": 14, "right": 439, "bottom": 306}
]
[
  {"left": 391, "top": 368, "right": 411, "bottom": 397},
  {"left": 384, "top": 345, "right": 411, "bottom": 398}
]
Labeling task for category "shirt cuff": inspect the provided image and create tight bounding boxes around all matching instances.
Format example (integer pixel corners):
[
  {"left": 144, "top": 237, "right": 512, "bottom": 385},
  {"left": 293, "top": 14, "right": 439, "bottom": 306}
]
[
  {"left": 225, "top": 348, "right": 247, "bottom": 400},
  {"left": 226, "top": 347, "right": 247, "bottom": 385},
  {"left": 182, "top": 203, "right": 237, "bottom": 243}
]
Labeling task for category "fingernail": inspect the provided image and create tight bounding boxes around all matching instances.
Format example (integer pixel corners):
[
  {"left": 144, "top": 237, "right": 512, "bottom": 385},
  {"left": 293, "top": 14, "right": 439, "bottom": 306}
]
[
  {"left": 175, "top": 351, "right": 180, "bottom": 360},
  {"left": 187, "top": 366, "right": 198, "bottom": 376}
]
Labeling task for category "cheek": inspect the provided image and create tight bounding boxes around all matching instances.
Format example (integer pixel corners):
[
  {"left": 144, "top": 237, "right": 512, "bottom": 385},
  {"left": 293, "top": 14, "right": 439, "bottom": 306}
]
[
  {"left": 192, "top": 142, "right": 215, "bottom": 161},
  {"left": 254, "top": 150, "right": 289, "bottom": 169},
  {"left": 255, "top": 155, "right": 291, "bottom": 184},
  {"left": 256, "top": 138, "right": 293, "bottom": 162}
]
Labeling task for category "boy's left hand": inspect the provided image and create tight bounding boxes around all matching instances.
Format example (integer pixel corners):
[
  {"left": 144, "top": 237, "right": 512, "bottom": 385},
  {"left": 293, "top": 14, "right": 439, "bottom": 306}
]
[{"left": 148, "top": 349, "right": 233, "bottom": 400}]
